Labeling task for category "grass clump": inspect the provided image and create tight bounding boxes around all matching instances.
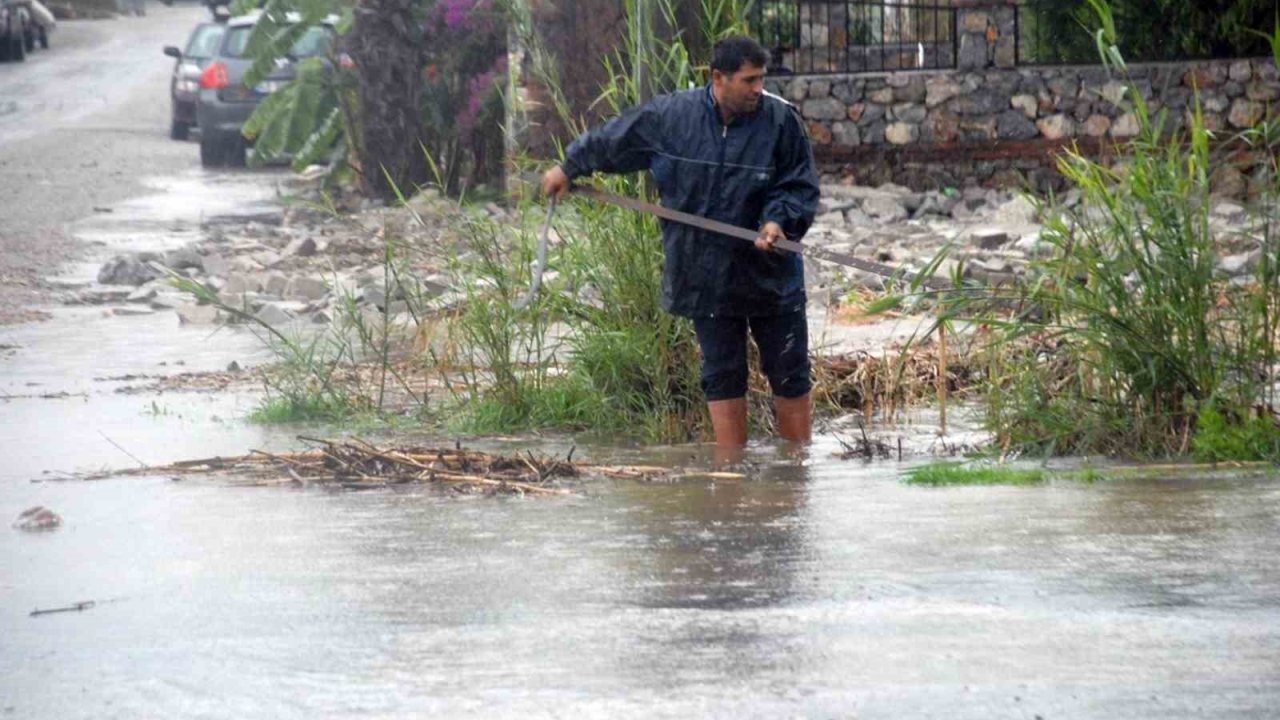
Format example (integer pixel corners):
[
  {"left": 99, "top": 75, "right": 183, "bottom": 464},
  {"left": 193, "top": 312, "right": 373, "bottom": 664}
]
[
  {"left": 904, "top": 462, "right": 1047, "bottom": 487},
  {"left": 905, "top": 0, "right": 1280, "bottom": 462},
  {"left": 438, "top": 0, "right": 753, "bottom": 442},
  {"left": 1191, "top": 405, "right": 1280, "bottom": 463}
]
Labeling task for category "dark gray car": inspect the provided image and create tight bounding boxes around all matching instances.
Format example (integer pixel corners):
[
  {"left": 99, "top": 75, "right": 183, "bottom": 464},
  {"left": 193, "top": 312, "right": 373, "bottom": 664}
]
[
  {"left": 164, "top": 22, "right": 225, "bottom": 141},
  {"left": 195, "top": 12, "right": 334, "bottom": 167}
]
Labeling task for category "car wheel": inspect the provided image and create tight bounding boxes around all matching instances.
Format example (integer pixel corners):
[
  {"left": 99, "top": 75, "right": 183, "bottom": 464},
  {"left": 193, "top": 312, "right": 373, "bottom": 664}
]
[
  {"left": 171, "top": 118, "right": 190, "bottom": 141},
  {"left": 38, "top": 28, "right": 47, "bottom": 50},
  {"left": 225, "top": 134, "right": 246, "bottom": 167},
  {"left": 23, "top": 29, "right": 33, "bottom": 52},
  {"left": 200, "top": 132, "right": 225, "bottom": 167},
  {"left": 11, "top": 31, "right": 25, "bottom": 62}
]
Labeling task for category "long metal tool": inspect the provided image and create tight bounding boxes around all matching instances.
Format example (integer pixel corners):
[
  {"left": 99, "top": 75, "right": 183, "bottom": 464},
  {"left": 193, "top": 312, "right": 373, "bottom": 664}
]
[
  {"left": 514, "top": 195, "right": 558, "bottom": 309},
  {"left": 572, "top": 186, "right": 951, "bottom": 291}
]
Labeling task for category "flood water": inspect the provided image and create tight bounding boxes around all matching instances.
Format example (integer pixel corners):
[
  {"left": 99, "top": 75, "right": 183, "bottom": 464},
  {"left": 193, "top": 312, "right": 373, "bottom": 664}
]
[
  {"left": 3, "top": 444, "right": 1279, "bottom": 719},
  {"left": 3, "top": 168, "right": 1280, "bottom": 718}
]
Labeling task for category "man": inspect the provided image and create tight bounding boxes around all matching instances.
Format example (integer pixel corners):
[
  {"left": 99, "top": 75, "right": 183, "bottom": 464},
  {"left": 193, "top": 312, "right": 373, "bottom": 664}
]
[{"left": 541, "top": 35, "right": 820, "bottom": 448}]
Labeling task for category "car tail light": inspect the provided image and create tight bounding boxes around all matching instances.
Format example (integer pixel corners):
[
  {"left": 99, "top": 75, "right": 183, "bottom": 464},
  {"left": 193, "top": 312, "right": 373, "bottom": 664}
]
[{"left": 200, "top": 62, "right": 229, "bottom": 90}]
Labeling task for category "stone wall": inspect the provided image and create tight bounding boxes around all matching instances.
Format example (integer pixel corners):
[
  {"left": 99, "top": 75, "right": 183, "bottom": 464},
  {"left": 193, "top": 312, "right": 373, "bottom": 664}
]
[{"left": 767, "top": 0, "right": 1280, "bottom": 194}]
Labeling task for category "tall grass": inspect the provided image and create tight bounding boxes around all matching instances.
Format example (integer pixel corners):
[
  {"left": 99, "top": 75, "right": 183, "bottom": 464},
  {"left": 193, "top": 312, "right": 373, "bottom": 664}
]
[
  {"left": 441, "top": 0, "right": 754, "bottom": 441},
  {"left": 943, "top": 0, "right": 1280, "bottom": 460}
]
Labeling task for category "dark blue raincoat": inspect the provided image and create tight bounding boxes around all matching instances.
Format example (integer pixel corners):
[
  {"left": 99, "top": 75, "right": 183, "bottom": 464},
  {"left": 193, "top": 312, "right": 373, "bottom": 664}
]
[{"left": 561, "top": 84, "right": 820, "bottom": 318}]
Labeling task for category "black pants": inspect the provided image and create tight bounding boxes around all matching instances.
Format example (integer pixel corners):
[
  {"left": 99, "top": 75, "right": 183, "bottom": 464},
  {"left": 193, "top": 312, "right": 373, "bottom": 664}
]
[{"left": 692, "top": 309, "right": 811, "bottom": 401}]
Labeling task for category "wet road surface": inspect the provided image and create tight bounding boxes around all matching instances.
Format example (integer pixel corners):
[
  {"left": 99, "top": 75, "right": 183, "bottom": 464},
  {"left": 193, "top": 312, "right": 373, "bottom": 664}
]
[
  {"left": 2, "top": 6, "right": 1279, "bottom": 719},
  {"left": 2, "top": 453, "right": 1278, "bottom": 718}
]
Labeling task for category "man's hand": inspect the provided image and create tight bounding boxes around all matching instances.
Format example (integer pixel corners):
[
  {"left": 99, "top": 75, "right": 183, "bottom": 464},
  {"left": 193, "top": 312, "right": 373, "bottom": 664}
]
[
  {"left": 541, "top": 165, "right": 571, "bottom": 199},
  {"left": 755, "top": 221, "right": 785, "bottom": 252}
]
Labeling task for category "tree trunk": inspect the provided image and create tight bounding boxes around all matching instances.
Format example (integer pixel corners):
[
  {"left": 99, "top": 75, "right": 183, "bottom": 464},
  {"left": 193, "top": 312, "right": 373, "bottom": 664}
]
[{"left": 349, "top": 0, "right": 428, "bottom": 200}]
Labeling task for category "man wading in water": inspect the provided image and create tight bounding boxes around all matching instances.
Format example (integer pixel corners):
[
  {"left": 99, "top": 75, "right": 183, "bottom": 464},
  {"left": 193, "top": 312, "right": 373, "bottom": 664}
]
[{"left": 542, "top": 35, "right": 820, "bottom": 451}]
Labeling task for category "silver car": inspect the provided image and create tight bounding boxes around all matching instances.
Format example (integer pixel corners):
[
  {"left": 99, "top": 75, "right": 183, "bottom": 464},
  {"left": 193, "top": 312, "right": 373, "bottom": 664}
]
[
  {"left": 195, "top": 12, "right": 334, "bottom": 167},
  {"left": 164, "top": 21, "right": 225, "bottom": 141}
]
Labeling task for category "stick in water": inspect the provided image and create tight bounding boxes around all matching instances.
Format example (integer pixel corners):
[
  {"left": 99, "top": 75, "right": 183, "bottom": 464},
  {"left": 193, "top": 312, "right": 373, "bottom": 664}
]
[
  {"left": 98, "top": 431, "right": 147, "bottom": 468},
  {"left": 30, "top": 601, "right": 96, "bottom": 617}
]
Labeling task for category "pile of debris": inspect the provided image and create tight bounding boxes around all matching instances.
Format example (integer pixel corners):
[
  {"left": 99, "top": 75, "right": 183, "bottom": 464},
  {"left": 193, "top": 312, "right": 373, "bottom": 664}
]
[{"left": 90, "top": 438, "right": 697, "bottom": 495}]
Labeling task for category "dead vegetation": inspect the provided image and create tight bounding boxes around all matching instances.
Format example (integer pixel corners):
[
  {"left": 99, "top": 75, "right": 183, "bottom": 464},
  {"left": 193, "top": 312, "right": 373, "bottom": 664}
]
[{"left": 77, "top": 437, "right": 728, "bottom": 495}]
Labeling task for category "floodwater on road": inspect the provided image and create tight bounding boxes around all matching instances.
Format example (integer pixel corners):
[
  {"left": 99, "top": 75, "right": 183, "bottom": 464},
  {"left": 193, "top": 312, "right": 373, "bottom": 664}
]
[
  {"left": 2, "top": 165, "right": 1278, "bottom": 717},
  {"left": 0, "top": 166, "right": 304, "bottom": 483},
  {"left": 2, "top": 14, "right": 1278, "bottom": 711},
  {"left": 2, "top": 442, "right": 1279, "bottom": 719}
]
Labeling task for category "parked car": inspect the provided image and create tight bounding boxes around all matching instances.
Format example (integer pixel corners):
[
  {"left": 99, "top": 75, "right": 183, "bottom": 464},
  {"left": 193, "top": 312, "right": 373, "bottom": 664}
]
[
  {"left": 163, "top": 21, "right": 226, "bottom": 141},
  {"left": 195, "top": 12, "right": 335, "bottom": 167},
  {"left": 0, "top": 1, "right": 22, "bottom": 62},
  {"left": 0, "top": 0, "right": 53, "bottom": 61},
  {"left": 1, "top": 1, "right": 28, "bottom": 60}
]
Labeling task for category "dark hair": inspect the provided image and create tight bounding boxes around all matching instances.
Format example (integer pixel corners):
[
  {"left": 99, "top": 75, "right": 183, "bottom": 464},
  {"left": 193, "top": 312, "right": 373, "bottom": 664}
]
[{"left": 710, "top": 35, "right": 768, "bottom": 75}]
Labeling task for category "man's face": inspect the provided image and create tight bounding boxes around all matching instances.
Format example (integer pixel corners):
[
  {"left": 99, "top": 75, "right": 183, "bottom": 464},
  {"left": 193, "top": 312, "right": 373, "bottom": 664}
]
[{"left": 713, "top": 62, "right": 766, "bottom": 117}]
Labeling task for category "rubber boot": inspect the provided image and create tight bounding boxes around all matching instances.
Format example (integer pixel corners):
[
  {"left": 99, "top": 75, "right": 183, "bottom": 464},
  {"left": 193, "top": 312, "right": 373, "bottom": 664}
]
[
  {"left": 707, "top": 397, "right": 749, "bottom": 448},
  {"left": 773, "top": 393, "right": 812, "bottom": 443}
]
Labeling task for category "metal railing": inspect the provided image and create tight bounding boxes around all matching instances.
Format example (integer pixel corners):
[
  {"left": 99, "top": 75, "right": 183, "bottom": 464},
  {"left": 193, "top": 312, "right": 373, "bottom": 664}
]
[{"left": 753, "top": 0, "right": 957, "bottom": 75}]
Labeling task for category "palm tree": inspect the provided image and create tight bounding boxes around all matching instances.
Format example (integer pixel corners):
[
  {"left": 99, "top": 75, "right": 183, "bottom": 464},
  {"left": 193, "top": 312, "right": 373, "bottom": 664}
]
[{"left": 348, "top": 0, "right": 430, "bottom": 199}]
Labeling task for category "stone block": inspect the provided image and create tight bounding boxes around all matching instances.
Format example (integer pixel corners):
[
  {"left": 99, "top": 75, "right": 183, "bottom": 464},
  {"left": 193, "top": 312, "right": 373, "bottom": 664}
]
[
  {"left": 286, "top": 276, "right": 329, "bottom": 301},
  {"left": 831, "top": 122, "right": 860, "bottom": 146},
  {"left": 1010, "top": 93, "right": 1037, "bottom": 118},
  {"left": 960, "top": 11, "right": 990, "bottom": 33},
  {"left": 956, "top": 88, "right": 1004, "bottom": 116},
  {"left": 177, "top": 304, "right": 220, "bottom": 325},
  {"left": 163, "top": 247, "right": 203, "bottom": 272},
  {"left": 867, "top": 86, "right": 894, "bottom": 104},
  {"left": 222, "top": 273, "right": 260, "bottom": 295},
  {"left": 97, "top": 253, "right": 161, "bottom": 287},
  {"left": 1229, "top": 99, "right": 1263, "bottom": 128},
  {"left": 885, "top": 122, "right": 919, "bottom": 145},
  {"left": 855, "top": 103, "right": 885, "bottom": 125},
  {"left": 1203, "top": 93, "right": 1230, "bottom": 113},
  {"left": 1036, "top": 114, "right": 1075, "bottom": 140},
  {"left": 1219, "top": 250, "right": 1261, "bottom": 277},
  {"left": 803, "top": 97, "right": 847, "bottom": 121},
  {"left": 863, "top": 196, "right": 907, "bottom": 222},
  {"left": 1100, "top": 80, "right": 1128, "bottom": 107},
  {"left": 925, "top": 76, "right": 961, "bottom": 108},
  {"left": 971, "top": 229, "right": 1010, "bottom": 249},
  {"left": 1047, "top": 76, "right": 1079, "bottom": 100},
  {"left": 254, "top": 303, "right": 295, "bottom": 328},
  {"left": 807, "top": 121, "right": 833, "bottom": 144},
  {"left": 997, "top": 110, "right": 1038, "bottom": 140},
  {"left": 892, "top": 77, "right": 926, "bottom": 104},
  {"left": 265, "top": 273, "right": 289, "bottom": 296},
  {"left": 958, "top": 116, "right": 997, "bottom": 142},
  {"left": 283, "top": 236, "right": 318, "bottom": 257},
  {"left": 862, "top": 120, "right": 886, "bottom": 144},
  {"left": 1082, "top": 114, "right": 1112, "bottom": 137},
  {"left": 1246, "top": 82, "right": 1280, "bottom": 102},
  {"left": 922, "top": 111, "right": 960, "bottom": 143},
  {"left": 891, "top": 103, "right": 927, "bottom": 124},
  {"left": 201, "top": 252, "right": 230, "bottom": 278},
  {"left": 957, "top": 32, "right": 988, "bottom": 70},
  {"left": 1210, "top": 167, "right": 1248, "bottom": 200},
  {"left": 785, "top": 78, "right": 808, "bottom": 103},
  {"left": 808, "top": 80, "right": 831, "bottom": 98},
  {"left": 831, "top": 81, "right": 860, "bottom": 104}
]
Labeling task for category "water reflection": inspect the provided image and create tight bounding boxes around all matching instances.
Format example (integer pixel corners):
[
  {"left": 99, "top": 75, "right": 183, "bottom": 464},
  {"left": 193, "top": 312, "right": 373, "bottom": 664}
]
[
  {"left": 1067, "top": 476, "right": 1280, "bottom": 610},
  {"left": 614, "top": 446, "right": 813, "bottom": 610}
]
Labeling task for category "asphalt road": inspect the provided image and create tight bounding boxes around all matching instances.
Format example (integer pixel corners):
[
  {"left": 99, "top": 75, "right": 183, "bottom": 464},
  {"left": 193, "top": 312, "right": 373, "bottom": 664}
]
[{"left": 0, "top": 3, "right": 209, "bottom": 322}]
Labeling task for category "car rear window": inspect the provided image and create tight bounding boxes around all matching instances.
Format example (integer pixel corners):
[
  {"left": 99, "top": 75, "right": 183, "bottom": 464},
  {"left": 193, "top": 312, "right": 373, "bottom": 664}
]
[
  {"left": 184, "top": 25, "right": 225, "bottom": 60},
  {"left": 222, "top": 25, "right": 334, "bottom": 60}
]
